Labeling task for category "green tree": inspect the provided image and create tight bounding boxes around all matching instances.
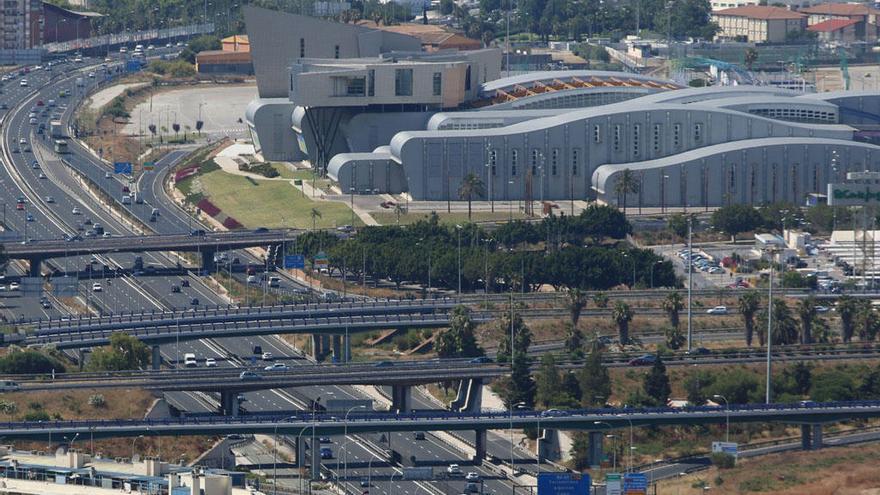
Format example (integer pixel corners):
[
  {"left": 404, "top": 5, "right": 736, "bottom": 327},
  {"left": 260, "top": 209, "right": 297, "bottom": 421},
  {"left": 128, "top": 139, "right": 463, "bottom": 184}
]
[
  {"left": 796, "top": 297, "right": 817, "bottom": 345},
  {"left": 592, "top": 292, "right": 609, "bottom": 308},
  {"left": 662, "top": 291, "right": 683, "bottom": 330},
  {"left": 837, "top": 295, "right": 858, "bottom": 343},
  {"left": 436, "top": 306, "right": 484, "bottom": 358},
  {"left": 684, "top": 370, "right": 715, "bottom": 406},
  {"left": 857, "top": 300, "right": 880, "bottom": 342},
  {"left": 644, "top": 354, "right": 671, "bottom": 406},
  {"left": 744, "top": 47, "right": 758, "bottom": 70},
  {"left": 502, "top": 352, "right": 535, "bottom": 408},
  {"left": 0, "top": 350, "right": 65, "bottom": 374},
  {"left": 86, "top": 333, "right": 151, "bottom": 371},
  {"left": 757, "top": 299, "right": 799, "bottom": 346},
  {"left": 665, "top": 325, "right": 686, "bottom": 350},
  {"left": 440, "top": 0, "right": 454, "bottom": 14},
  {"left": 612, "top": 301, "right": 634, "bottom": 345},
  {"left": 569, "top": 432, "right": 591, "bottom": 471},
  {"left": 738, "top": 291, "right": 760, "bottom": 347},
  {"left": 709, "top": 368, "right": 760, "bottom": 404},
  {"left": 579, "top": 343, "right": 612, "bottom": 406},
  {"left": 810, "top": 369, "right": 856, "bottom": 402},
  {"left": 0, "top": 400, "right": 16, "bottom": 418},
  {"left": 666, "top": 213, "right": 695, "bottom": 240},
  {"left": 613, "top": 168, "right": 640, "bottom": 214},
  {"left": 534, "top": 354, "right": 577, "bottom": 408},
  {"left": 710, "top": 204, "right": 764, "bottom": 241},
  {"left": 566, "top": 288, "right": 588, "bottom": 327},
  {"left": 458, "top": 172, "right": 486, "bottom": 221},
  {"left": 496, "top": 312, "right": 531, "bottom": 363},
  {"left": 564, "top": 323, "right": 585, "bottom": 359}
]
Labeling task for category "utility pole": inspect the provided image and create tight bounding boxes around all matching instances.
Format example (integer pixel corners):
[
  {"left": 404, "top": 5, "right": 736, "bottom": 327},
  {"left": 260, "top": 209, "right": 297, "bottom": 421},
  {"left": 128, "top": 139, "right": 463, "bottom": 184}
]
[
  {"left": 686, "top": 215, "right": 693, "bottom": 352},
  {"left": 766, "top": 250, "right": 774, "bottom": 404}
]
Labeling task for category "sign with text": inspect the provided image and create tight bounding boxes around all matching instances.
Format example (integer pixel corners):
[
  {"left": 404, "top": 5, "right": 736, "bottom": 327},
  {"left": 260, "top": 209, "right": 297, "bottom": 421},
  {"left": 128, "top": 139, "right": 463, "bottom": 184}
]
[
  {"left": 314, "top": 251, "right": 329, "bottom": 269},
  {"left": 538, "top": 472, "right": 590, "bottom": 495},
  {"left": 606, "top": 473, "right": 622, "bottom": 495},
  {"left": 283, "top": 254, "right": 305, "bottom": 269},
  {"left": 828, "top": 183, "right": 880, "bottom": 206},
  {"left": 113, "top": 162, "right": 132, "bottom": 174},
  {"left": 712, "top": 441, "right": 739, "bottom": 459},
  {"left": 623, "top": 473, "right": 648, "bottom": 495},
  {"left": 143, "top": 161, "right": 155, "bottom": 171}
]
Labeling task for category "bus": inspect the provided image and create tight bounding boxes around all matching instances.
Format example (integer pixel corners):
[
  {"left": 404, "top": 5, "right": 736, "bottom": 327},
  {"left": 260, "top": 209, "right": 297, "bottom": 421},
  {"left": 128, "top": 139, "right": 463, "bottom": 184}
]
[{"left": 53, "top": 139, "right": 68, "bottom": 154}]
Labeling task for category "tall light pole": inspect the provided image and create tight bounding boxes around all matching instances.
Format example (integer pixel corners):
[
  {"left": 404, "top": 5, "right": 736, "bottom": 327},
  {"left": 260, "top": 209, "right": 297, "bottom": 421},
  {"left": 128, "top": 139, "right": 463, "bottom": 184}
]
[
  {"left": 713, "top": 394, "right": 730, "bottom": 442},
  {"left": 594, "top": 421, "right": 617, "bottom": 470},
  {"left": 511, "top": 401, "right": 527, "bottom": 494},
  {"left": 486, "top": 143, "right": 494, "bottom": 213},
  {"left": 342, "top": 405, "right": 366, "bottom": 483},
  {"left": 456, "top": 224, "right": 463, "bottom": 300},
  {"left": 686, "top": 215, "right": 693, "bottom": 352},
  {"left": 131, "top": 435, "right": 144, "bottom": 461},
  {"left": 765, "top": 248, "right": 777, "bottom": 404}
]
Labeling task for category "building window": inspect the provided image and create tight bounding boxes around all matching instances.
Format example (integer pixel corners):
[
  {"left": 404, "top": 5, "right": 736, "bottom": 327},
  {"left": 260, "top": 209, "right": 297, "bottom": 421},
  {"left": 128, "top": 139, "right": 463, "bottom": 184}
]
[
  {"left": 572, "top": 148, "right": 579, "bottom": 175},
  {"left": 433, "top": 72, "right": 442, "bottom": 96},
  {"left": 368, "top": 70, "right": 375, "bottom": 97},
  {"left": 299, "top": 38, "right": 305, "bottom": 58},
  {"left": 531, "top": 149, "right": 540, "bottom": 176},
  {"left": 673, "top": 123, "right": 681, "bottom": 148},
  {"left": 632, "top": 124, "right": 640, "bottom": 157},
  {"left": 693, "top": 123, "right": 703, "bottom": 142},
  {"left": 334, "top": 45, "right": 340, "bottom": 58},
  {"left": 593, "top": 124, "right": 601, "bottom": 143},
  {"left": 511, "top": 149, "right": 518, "bottom": 176},
  {"left": 551, "top": 149, "right": 559, "bottom": 175},
  {"left": 465, "top": 66, "right": 472, "bottom": 91},
  {"left": 345, "top": 77, "right": 365, "bottom": 96},
  {"left": 613, "top": 124, "right": 621, "bottom": 152},
  {"left": 652, "top": 124, "right": 662, "bottom": 153},
  {"left": 395, "top": 69, "right": 413, "bottom": 96}
]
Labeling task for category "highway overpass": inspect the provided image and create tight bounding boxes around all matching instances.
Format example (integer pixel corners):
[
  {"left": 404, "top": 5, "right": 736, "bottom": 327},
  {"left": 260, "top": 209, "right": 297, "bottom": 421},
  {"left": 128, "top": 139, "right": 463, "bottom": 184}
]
[{"left": 3, "top": 229, "right": 299, "bottom": 275}]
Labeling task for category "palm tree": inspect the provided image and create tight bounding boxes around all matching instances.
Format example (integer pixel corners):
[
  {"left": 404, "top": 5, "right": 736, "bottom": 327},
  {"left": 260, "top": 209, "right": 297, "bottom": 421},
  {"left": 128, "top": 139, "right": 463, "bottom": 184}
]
[
  {"left": 838, "top": 295, "right": 858, "bottom": 343},
  {"left": 458, "top": 172, "right": 486, "bottom": 221},
  {"left": 738, "top": 291, "right": 760, "bottom": 347},
  {"left": 566, "top": 288, "right": 588, "bottom": 327},
  {"left": 612, "top": 301, "right": 634, "bottom": 345},
  {"left": 744, "top": 47, "right": 758, "bottom": 71},
  {"left": 796, "top": 297, "right": 817, "bottom": 345},
  {"left": 662, "top": 291, "right": 683, "bottom": 330},
  {"left": 310, "top": 208, "right": 321, "bottom": 231},
  {"left": 613, "top": 168, "right": 639, "bottom": 214}
]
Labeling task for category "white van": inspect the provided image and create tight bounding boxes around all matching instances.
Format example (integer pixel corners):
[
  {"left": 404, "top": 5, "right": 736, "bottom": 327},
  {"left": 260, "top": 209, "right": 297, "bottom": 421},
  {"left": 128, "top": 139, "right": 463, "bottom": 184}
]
[{"left": 184, "top": 353, "right": 197, "bottom": 367}]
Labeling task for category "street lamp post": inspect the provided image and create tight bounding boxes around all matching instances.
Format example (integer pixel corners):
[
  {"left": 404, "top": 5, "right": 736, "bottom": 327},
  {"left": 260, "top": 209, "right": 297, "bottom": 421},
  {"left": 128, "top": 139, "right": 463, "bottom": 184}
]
[
  {"left": 511, "top": 401, "right": 527, "bottom": 494},
  {"left": 456, "top": 224, "right": 463, "bottom": 300},
  {"left": 486, "top": 143, "right": 494, "bottom": 213},
  {"left": 594, "top": 421, "right": 617, "bottom": 471},
  {"left": 713, "top": 394, "right": 730, "bottom": 442},
  {"left": 273, "top": 417, "right": 299, "bottom": 494},
  {"left": 131, "top": 435, "right": 144, "bottom": 461},
  {"left": 388, "top": 470, "right": 397, "bottom": 495},
  {"left": 766, "top": 248, "right": 777, "bottom": 404},
  {"left": 342, "top": 405, "right": 367, "bottom": 483}
]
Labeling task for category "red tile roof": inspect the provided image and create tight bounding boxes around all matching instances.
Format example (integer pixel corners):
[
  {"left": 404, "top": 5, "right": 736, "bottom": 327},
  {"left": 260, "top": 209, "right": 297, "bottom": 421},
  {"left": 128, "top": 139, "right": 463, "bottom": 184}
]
[
  {"left": 800, "top": 3, "right": 880, "bottom": 16},
  {"left": 807, "top": 18, "right": 859, "bottom": 31},
  {"left": 714, "top": 5, "right": 806, "bottom": 19}
]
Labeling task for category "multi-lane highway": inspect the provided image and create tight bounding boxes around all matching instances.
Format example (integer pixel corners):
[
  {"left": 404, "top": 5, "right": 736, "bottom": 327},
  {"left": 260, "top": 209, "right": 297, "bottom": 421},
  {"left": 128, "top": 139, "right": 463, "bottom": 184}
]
[{"left": 0, "top": 56, "right": 528, "bottom": 495}]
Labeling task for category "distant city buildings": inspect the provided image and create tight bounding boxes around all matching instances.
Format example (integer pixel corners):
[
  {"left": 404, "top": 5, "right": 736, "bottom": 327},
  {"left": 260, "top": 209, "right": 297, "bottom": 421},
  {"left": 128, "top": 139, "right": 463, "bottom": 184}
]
[
  {"left": 712, "top": 6, "right": 807, "bottom": 43},
  {"left": 196, "top": 35, "right": 254, "bottom": 75},
  {"left": 0, "top": 0, "right": 42, "bottom": 50}
]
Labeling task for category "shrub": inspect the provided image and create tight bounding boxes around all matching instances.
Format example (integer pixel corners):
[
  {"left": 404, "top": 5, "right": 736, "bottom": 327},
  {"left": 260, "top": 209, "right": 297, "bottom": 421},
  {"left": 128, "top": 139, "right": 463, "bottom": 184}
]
[
  {"left": 223, "top": 217, "right": 243, "bottom": 230},
  {"left": 710, "top": 452, "right": 736, "bottom": 469},
  {"left": 196, "top": 198, "right": 221, "bottom": 217},
  {"left": 0, "top": 350, "right": 65, "bottom": 374},
  {"left": 88, "top": 394, "right": 106, "bottom": 408},
  {"left": 23, "top": 410, "right": 50, "bottom": 421}
]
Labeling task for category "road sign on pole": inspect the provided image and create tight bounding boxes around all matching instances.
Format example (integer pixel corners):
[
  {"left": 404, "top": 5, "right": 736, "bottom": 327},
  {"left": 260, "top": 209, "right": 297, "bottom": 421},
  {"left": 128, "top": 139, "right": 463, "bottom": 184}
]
[
  {"left": 712, "top": 441, "right": 739, "bottom": 459},
  {"left": 537, "top": 472, "right": 591, "bottom": 495},
  {"left": 143, "top": 161, "right": 155, "bottom": 171},
  {"left": 114, "top": 162, "right": 132, "bottom": 174},
  {"left": 284, "top": 254, "right": 305, "bottom": 269},
  {"left": 314, "top": 251, "right": 329, "bottom": 270},
  {"left": 606, "top": 474, "right": 623, "bottom": 495},
  {"left": 623, "top": 473, "right": 648, "bottom": 495}
]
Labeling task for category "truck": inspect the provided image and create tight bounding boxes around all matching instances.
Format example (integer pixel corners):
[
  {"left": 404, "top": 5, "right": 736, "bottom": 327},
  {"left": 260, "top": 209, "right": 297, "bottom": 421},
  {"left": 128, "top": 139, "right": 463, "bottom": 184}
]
[
  {"left": 50, "top": 120, "right": 65, "bottom": 139},
  {"left": 53, "top": 139, "right": 68, "bottom": 154}
]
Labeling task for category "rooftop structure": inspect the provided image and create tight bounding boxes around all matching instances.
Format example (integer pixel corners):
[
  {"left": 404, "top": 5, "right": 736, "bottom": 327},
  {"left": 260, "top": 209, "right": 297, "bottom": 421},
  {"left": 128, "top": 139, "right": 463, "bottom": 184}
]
[{"left": 712, "top": 6, "right": 807, "bottom": 42}]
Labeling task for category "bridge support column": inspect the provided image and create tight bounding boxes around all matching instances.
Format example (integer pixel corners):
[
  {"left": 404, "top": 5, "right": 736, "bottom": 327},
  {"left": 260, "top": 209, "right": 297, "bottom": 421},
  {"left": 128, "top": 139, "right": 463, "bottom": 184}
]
[
  {"left": 588, "top": 431, "right": 604, "bottom": 468},
  {"left": 296, "top": 435, "right": 307, "bottom": 468},
  {"left": 332, "top": 335, "right": 342, "bottom": 362},
  {"left": 474, "top": 429, "right": 487, "bottom": 463},
  {"left": 76, "top": 349, "right": 87, "bottom": 371},
  {"left": 321, "top": 335, "right": 330, "bottom": 360},
  {"left": 151, "top": 345, "right": 161, "bottom": 371},
  {"left": 27, "top": 257, "right": 42, "bottom": 277},
  {"left": 391, "top": 385, "right": 412, "bottom": 413},
  {"left": 220, "top": 391, "right": 239, "bottom": 417},
  {"left": 310, "top": 334, "right": 323, "bottom": 360},
  {"left": 201, "top": 250, "right": 217, "bottom": 274},
  {"left": 801, "top": 424, "right": 823, "bottom": 450},
  {"left": 310, "top": 438, "right": 321, "bottom": 480},
  {"left": 342, "top": 334, "right": 351, "bottom": 363}
]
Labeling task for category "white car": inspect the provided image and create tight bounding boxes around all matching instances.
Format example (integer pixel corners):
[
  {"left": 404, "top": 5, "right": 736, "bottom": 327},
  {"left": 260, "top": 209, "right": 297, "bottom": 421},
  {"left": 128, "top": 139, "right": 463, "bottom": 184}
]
[
  {"left": 8, "top": 282, "right": 19, "bottom": 291},
  {"left": 447, "top": 464, "right": 462, "bottom": 475},
  {"left": 38, "top": 172, "right": 46, "bottom": 179},
  {"left": 92, "top": 282, "right": 102, "bottom": 292},
  {"left": 19, "top": 138, "right": 26, "bottom": 145},
  {"left": 44, "top": 196, "right": 54, "bottom": 203},
  {"left": 706, "top": 305, "right": 728, "bottom": 315},
  {"left": 465, "top": 472, "right": 480, "bottom": 481},
  {"left": 816, "top": 305, "right": 830, "bottom": 313},
  {"left": 264, "top": 363, "right": 290, "bottom": 372},
  {"left": 205, "top": 357, "right": 217, "bottom": 367},
  {"left": 261, "top": 352, "right": 273, "bottom": 361},
  {"left": 72, "top": 207, "right": 81, "bottom": 215}
]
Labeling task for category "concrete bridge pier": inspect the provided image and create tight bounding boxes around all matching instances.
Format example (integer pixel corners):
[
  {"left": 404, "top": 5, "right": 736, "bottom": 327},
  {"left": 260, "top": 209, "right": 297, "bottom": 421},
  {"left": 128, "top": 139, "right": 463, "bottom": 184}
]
[
  {"left": 587, "top": 431, "right": 604, "bottom": 468},
  {"left": 219, "top": 391, "right": 240, "bottom": 417},
  {"left": 801, "top": 424, "right": 823, "bottom": 450},
  {"left": 342, "top": 334, "right": 351, "bottom": 363},
  {"left": 201, "top": 249, "right": 217, "bottom": 274},
  {"left": 310, "top": 334, "right": 323, "bottom": 360},
  {"left": 76, "top": 348, "right": 89, "bottom": 371},
  {"left": 296, "top": 435, "right": 307, "bottom": 468},
  {"left": 311, "top": 439, "right": 321, "bottom": 480},
  {"left": 26, "top": 256, "right": 42, "bottom": 277},
  {"left": 332, "top": 335, "right": 342, "bottom": 362},
  {"left": 151, "top": 345, "right": 162, "bottom": 370},
  {"left": 390, "top": 385, "right": 412, "bottom": 413},
  {"left": 474, "top": 429, "right": 487, "bottom": 463},
  {"left": 450, "top": 378, "right": 483, "bottom": 412}
]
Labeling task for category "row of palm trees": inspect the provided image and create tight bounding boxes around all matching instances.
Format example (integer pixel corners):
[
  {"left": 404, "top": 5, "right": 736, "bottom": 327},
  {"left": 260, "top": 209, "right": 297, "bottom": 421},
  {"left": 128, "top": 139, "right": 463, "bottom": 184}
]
[{"left": 566, "top": 288, "right": 878, "bottom": 349}]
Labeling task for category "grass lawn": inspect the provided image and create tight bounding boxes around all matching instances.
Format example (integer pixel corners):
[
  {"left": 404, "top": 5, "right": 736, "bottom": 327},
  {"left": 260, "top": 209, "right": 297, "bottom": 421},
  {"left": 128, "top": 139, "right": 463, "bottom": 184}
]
[
  {"left": 372, "top": 210, "right": 529, "bottom": 225},
  {"left": 266, "top": 163, "right": 301, "bottom": 180},
  {"left": 197, "top": 170, "right": 360, "bottom": 228}
]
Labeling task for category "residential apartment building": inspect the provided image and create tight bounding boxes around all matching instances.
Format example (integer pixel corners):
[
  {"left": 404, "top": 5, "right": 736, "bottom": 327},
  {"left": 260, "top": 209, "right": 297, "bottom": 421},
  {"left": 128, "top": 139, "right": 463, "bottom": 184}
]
[
  {"left": 1, "top": 0, "right": 42, "bottom": 50},
  {"left": 800, "top": 3, "right": 880, "bottom": 41},
  {"left": 712, "top": 5, "right": 806, "bottom": 42}
]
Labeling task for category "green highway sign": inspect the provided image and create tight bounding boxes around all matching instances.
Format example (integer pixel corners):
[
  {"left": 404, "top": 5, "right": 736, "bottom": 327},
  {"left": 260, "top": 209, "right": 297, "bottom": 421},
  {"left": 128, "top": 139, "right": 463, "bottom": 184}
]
[
  {"left": 828, "top": 183, "right": 880, "bottom": 206},
  {"left": 143, "top": 161, "right": 155, "bottom": 171}
]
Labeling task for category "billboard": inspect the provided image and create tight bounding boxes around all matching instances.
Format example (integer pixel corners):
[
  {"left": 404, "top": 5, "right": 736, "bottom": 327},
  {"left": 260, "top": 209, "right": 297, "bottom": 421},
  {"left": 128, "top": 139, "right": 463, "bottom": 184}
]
[
  {"left": 623, "top": 473, "right": 647, "bottom": 495},
  {"left": 606, "top": 473, "right": 622, "bottom": 495},
  {"left": 114, "top": 162, "right": 133, "bottom": 174},
  {"left": 537, "top": 472, "right": 590, "bottom": 495},
  {"left": 711, "top": 441, "right": 738, "bottom": 459},
  {"left": 828, "top": 183, "right": 880, "bottom": 206}
]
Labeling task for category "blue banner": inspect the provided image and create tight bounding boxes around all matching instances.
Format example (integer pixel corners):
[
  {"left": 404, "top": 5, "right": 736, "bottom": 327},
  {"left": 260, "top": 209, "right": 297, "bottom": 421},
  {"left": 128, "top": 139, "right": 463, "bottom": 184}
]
[
  {"left": 623, "top": 473, "right": 648, "bottom": 494},
  {"left": 113, "top": 162, "right": 132, "bottom": 174},
  {"left": 537, "top": 473, "right": 590, "bottom": 495},
  {"left": 284, "top": 254, "right": 305, "bottom": 269}
]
